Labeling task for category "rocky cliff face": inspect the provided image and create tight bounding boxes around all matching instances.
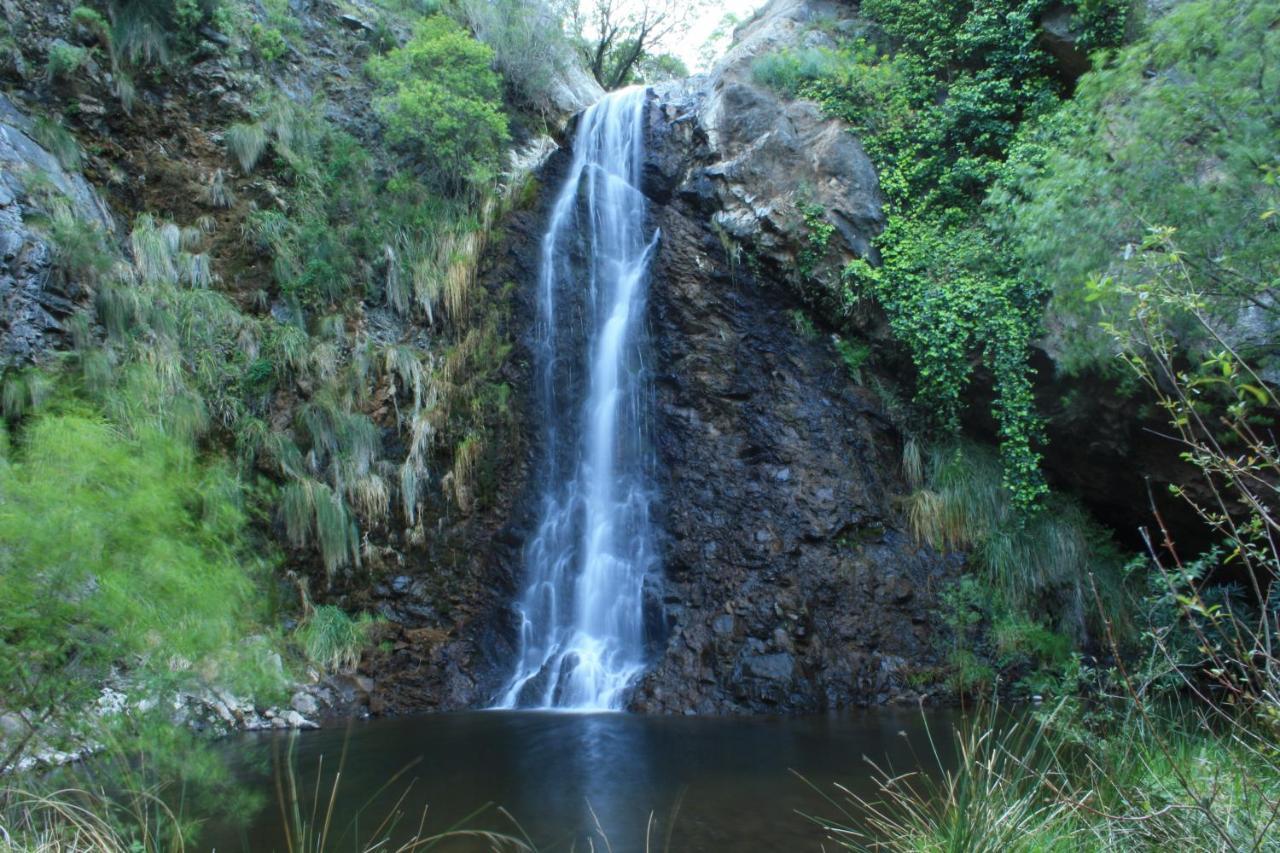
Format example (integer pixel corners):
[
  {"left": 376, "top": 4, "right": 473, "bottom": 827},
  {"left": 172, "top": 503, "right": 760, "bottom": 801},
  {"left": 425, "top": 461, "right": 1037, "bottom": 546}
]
[
  {"left": 0, "top": 93, "right": 113, "bottom": 366},
  {"left": 626, "top": 1, "right": 954, "bottom": 713},
  {"left": 633, "top": 194, "right": 954, "bottom": 712}
]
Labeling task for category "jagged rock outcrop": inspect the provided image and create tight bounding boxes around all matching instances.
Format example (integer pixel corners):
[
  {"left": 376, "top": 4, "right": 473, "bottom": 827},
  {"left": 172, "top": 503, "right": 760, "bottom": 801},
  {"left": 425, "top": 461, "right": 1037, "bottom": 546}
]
[
  {"left": 646, "top": 0, "right": 883, "bottom": 285},
  {"left": 0, "top": 93, "right": 113, "bottom": 367}
]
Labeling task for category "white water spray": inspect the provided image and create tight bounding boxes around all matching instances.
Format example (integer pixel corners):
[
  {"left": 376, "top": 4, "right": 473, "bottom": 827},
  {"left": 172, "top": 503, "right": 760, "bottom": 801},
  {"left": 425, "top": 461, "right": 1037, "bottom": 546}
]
[{"left": 497, "top": 87, "right": 659, "bottom": 711}]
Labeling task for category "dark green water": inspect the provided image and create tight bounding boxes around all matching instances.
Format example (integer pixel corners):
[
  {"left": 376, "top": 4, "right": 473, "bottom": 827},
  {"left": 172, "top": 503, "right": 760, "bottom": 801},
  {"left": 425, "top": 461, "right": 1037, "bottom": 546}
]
[{"left": 204, "top": 708, "right": 959, "bottom": 852}]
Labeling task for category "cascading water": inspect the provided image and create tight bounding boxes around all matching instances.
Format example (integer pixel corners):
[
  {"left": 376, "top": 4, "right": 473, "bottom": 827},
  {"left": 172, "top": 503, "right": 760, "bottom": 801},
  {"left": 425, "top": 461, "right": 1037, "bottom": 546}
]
[{"left": 497, "top": 87, "right": 659, "bottom": 711}]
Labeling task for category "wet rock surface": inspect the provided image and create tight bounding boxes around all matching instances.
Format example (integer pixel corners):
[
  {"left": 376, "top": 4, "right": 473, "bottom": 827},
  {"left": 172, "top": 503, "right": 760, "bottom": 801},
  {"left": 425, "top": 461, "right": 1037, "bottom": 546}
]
[
  {"left": 629, "top": 176, "right": 954, "bottom": 713},
  {"left": 647, "top": 0, "right": 884, "bottom": 285}
]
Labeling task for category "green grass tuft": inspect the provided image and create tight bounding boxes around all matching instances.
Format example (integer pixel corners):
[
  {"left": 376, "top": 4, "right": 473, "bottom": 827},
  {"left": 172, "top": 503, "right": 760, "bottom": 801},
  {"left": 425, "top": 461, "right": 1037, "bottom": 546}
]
[
  {"left": 296, "top": 605, "right": 379, "bottom": 673},
  {"left": 226, "top": 121, "right": 268, "bottom": 173},
  {"left": 30, "top": 116, "right": 82, "bottom": 170},
  {"left": 906, "top": 441, "right": 1127, "bottom": 643}
]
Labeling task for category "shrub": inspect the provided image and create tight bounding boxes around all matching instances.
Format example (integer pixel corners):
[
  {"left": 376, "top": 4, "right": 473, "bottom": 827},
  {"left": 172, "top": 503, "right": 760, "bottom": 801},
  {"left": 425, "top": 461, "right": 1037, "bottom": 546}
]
[
  {"left": 995, "top": 0, "right": 1280, "bottom": 377},
  {"left": 69, "top": 5, "right": 111, "bottom": 40},
  {"left": 296, "top": 605, "right": 380, "bottom": 672},
  {"left": 249, "top": 22, "right": 287, "bottom": 63},
  {"left": 0, "top": 409, "right": 279, "bottom": 768},
  {"left": 366, "top": 15, "right": 509, "bottom": 192},
  {"left": 751, "top": 46, "right": 841, "bottom": 96},
  {"left": 45, "top": 41, "right": 87, "bottom": 81},
  {"left": 106, "top": 0, "right": 224, "bottom": 67},
  {"left": 38, "top": 201, "right": 114, "bottom": 286},
  {"left": 226, "top": 121, "right": 268, "bottom": 172},
  {"left": 455, "top": 0, "right": 569, "bottom": 111},
  {"left": 907, "top": 441, "right": 1129, "bottom": 644},
  {"left": 30, "top": 116, "right": 82, "bottom": 171},
  {"left": 280, "top": 478, "right": 360, "bottom": 580}
]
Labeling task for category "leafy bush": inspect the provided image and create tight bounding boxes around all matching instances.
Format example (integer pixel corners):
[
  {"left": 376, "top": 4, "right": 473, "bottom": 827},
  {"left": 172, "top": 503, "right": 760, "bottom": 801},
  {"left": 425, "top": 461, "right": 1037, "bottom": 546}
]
[
  {"left": 995, "top": 0, "right": 1280, "bottom": 376},
  {"left": 249, "top": 22, "right": 288, "bottom": 63},
  {"left": 753, "top": 0, "right": 1129, "bottom": 511},
  {"left": 30, "top": 116, "right": 82, "bottom": 170},
  {"left": 226, "top": 120, "right": 268, "bottom": 172},
  {"left": 0, "top": 408, "right": 281, "bottom": 766},
  {"left": 907, "top": 441, "right": 1129, "bottom": 644},
  {"left": 366, "top": 15, "right": 509, "bottom": 191},
  {"left": 106, "top": 0, "right": 223, "bottom": 67},
  {"left": 751, "top": 46, "right": 841, "bottom": 96},
  {"left": 455, "top": 0, "right": 570, "bottom": 111},
  {"left": 45, "top": 41, "right": 87, "bottom": 81}
]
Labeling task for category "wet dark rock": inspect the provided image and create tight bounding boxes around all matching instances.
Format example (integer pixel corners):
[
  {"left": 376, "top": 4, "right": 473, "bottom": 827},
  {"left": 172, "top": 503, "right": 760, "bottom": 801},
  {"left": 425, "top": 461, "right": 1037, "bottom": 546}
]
[
  {"left": 1038, "top": 3, "right": 1092, "bottom": 83},
  {"left": 619, "top": 40, "right": 954, "bottom": 710}
]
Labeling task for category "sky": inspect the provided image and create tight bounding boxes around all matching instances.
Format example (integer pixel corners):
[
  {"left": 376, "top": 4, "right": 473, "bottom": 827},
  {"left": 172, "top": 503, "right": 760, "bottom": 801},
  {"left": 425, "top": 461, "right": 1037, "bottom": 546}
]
[{"left": 676, "top": 0, "right": 767, "bottom": 72}]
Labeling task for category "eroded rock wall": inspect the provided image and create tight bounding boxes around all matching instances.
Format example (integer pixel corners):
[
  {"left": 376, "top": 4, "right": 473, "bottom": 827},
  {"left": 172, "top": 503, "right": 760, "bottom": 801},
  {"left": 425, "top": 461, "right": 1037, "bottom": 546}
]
[{"left": 633, "top": 192, "right": 954, "bottom": 713}]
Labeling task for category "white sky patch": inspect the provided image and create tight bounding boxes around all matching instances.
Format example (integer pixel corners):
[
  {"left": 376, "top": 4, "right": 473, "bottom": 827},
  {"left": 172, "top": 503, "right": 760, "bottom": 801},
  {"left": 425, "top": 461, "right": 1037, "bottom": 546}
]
[{"left": 676, "top": 1, "right": 767, "bottom": 72}]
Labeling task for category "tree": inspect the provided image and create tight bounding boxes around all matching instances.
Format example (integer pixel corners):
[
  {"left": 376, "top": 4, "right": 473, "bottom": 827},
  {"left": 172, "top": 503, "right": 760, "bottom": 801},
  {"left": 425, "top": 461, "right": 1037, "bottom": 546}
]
[
  {"left": 366, "top": 16, "right": 510, "bottom": 192},
  {"left": 0, "top": 408, "right": 280, "bottom": 771},
  {"left": 562, "top": 0, "right": 707, "bottom": 90},
  {"left": 998, "top": 0, "right": 1279, "bottom": 375}
]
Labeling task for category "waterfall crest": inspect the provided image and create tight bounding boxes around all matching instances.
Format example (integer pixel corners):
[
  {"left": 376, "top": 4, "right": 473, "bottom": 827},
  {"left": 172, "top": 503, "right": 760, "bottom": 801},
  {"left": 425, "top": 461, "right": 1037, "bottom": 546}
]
[{"left": 497, "top": 87, "right": 659, "bottom": 711}]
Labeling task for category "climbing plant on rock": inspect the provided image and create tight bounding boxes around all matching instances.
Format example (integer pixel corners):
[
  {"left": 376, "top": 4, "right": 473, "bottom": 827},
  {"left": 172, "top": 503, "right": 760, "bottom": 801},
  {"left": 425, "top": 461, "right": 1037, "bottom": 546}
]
[{"left": 755, "top": 0, "right": 1129, "bottom": 512}]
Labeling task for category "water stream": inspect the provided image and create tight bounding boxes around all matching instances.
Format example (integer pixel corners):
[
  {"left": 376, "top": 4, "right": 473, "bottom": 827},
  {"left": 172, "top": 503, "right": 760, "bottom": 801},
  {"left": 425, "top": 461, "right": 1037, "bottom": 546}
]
[{"left": 497, "top": 87, "right": 659, "bottom": 710}]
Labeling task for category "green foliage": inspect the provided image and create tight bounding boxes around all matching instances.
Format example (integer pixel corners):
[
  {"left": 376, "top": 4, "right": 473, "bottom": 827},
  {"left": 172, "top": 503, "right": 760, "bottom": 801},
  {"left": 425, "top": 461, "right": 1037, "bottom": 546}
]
[
  {"left": 366, "top": 15, "right": 509, "bottom": 191},
  {"left": 833, "top": 336, "right": 870, "bottom": 383},
  {"left": 751, "top": 46, "right": 842, "bottom": 96},
  {"left": 754, "top": 0, "right": 1128, "bottom": 511},
  {"left": 70, "top": 4, "right": 111, "bottom": 37},
  {"left": 35, "top": 199, "right": 114, "bottom": 287},
  {"left": 633, "top": 51, "right": 688, "bottom": 83},
  {"left": 0, "top": 408, "right": 281, "bottom": 761},
  {"left": 106, "top": 0, "right": 224, "bottom": 67},
  {"left": 248, "top": 22, "right": 287, "bottom": 63},
  {"left": 296, "top": 605, "right": 380, "bottom": 672},
  {"left": 819, "top": 702, "right": 1280, "bottom": 852},
  {"left": 30, "top": 116, "right": 82, "bottom": 171},
  {"left": 226, "top": 120, "right": 268, "bottom": 172},
  {"left": 788, "top": 308, "right": 818, "bottom": 339},
  {"left": 908, "top": 441, "right": 1129, "bottom": 644},
  {"left": 281, "top": 479, "right": 360, "bottom": 579},
  {"left": 455, "top": 0, "right": 570, "bottom": 112},
  {"left": 45, "top": 41, "right": 87, "bottom": 81},
  {"left": 797, "top": 201, "right": 835, "bottom": 279},
  {"left": 995, "top": 0, "right": 1280, "bottom": 376}
]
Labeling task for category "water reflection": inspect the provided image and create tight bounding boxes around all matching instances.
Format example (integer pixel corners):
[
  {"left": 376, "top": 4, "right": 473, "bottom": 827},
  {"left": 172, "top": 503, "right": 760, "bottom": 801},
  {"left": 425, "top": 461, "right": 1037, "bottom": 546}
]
[{"left": 204, "top": 709, "right": 959, "bottom": 852}]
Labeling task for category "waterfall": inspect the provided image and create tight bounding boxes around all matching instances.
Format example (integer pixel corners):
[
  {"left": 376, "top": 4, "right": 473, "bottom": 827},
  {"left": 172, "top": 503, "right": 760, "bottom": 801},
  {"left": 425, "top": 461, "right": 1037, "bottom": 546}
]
[{"left": 497, "top": 87, "right": 659, "bottom": 711}]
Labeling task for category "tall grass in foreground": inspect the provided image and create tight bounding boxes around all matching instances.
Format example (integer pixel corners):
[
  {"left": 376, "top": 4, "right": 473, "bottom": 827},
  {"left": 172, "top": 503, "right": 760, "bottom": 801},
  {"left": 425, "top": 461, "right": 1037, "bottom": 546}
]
[
  {"left": 903, "top": 440, "right": 1128, "bottom": 643},
  {"left": 268, "top": 735, "right": 526, "bottom": 853},
  {"left": 812, "top": 701, "right": 1280, "bottom": 852},
  {"left": 807, "top": 714, "right": 1082, "bottom": 851},
  {"left": 0, "top": 734, "right": 530, "bottom": 853}
]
